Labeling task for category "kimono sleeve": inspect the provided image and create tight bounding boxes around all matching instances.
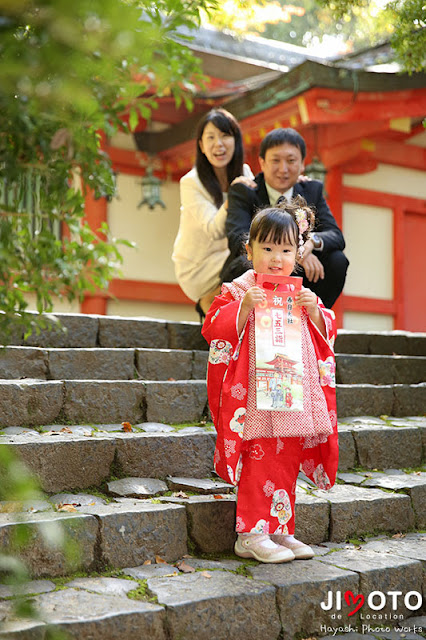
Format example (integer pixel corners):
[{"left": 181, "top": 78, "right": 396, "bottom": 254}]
[
  {"left": 201, "top": 293, "right": 241, "bottom": 426},
  {"left": 305, "top": 302, "right": 339, "bottom": 489}
]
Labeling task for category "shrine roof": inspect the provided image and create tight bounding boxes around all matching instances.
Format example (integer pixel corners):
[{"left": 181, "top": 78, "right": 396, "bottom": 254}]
[{"left": 175, "top": 25, "right": 334, "bottom": 76}]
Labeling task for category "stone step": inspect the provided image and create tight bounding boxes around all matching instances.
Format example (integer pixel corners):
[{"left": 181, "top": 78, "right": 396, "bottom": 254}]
[
  {"left": 0, "top": 346, "right": 208, "bottom": 381},
  {"left": 0, "top": 379, "right": 209, "bottom": 426},
  {"left": 1, "top": 417, "right": 424, "bottom": 493},
  {"left": 336, "top": 354, "right": 426, "bottom": 385},
  {"left": 336, "top": 469, "right": 426, "bottom": 529},
  {"left": 0, "top": 501, "right": 187, "bottom": 578},
  {"left": 1, "top": 468, "right": 424, "bottom": 580},
  {"left": 0, "top": 428, "right": 217, "bottom": 492},
  {"left": 4, "top": 312, "right": 425, "bottom": 356},
  {"left": 0, "top": 533, "right": 424, "bottom": 639},
  {"left": 336, "top": 382, "right": 426, "bottom": 417},
  {"left": 3, "top": 346, "right": 425, "bottom": 386},
  {"left": 3, "top": 313, "right": 208, "bottom": 351},
  {"left": 335, "top": 330, "right": 426, "bottom": 356},
  {"left": 0, "top": 378, "right": 425, "bottom": 428}
]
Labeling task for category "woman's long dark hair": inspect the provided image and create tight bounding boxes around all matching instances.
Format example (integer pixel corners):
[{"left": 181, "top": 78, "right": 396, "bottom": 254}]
[{"left": 195, "top": 108, "right": 244, "bottom": 209}]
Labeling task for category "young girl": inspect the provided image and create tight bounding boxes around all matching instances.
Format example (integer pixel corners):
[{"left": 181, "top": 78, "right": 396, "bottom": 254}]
[{"left": 202, "top": 198, "right": 338, "bottom": 564}]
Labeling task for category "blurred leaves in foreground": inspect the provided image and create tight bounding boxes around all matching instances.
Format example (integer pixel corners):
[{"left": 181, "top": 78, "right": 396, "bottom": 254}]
[{"left": 0, "top": 0, "right": 215, "bottom": 341}]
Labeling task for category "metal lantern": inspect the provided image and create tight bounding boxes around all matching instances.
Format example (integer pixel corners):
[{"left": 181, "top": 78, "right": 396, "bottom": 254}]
[
  {"left": 304, "top": 156, "right": 327, "bottom": 182},
  {"left": 137, "top": 166, "right": 165, "bottom": 210}
]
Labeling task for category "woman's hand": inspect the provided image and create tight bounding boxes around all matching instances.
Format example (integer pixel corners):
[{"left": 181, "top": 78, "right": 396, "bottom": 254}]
[
  {"left": 230, "top": 175, "right": 257, "bottom": 188},
  {"left": 296, "top": 174, "right": 312, "bottom": 183}
]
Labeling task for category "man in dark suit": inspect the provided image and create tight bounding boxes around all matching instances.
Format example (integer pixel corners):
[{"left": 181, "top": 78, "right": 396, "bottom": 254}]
[{"left": 221, "top": 128, "right": 349, "bottom": 308}]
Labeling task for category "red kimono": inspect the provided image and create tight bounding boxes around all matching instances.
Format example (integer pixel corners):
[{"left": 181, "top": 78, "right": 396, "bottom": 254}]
[{"left": 202, "top": 270, "right": 339, "bottom": 535}]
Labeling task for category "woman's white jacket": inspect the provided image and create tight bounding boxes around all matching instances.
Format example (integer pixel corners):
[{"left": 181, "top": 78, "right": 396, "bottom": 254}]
[{"left": 172, "top": 164, "right": 253, "bottom": 302}]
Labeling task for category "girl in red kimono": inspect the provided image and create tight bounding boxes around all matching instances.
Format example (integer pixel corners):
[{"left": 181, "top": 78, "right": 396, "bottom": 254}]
[{"left": 202, "top": 198, "right": 338, "bottom": 563}]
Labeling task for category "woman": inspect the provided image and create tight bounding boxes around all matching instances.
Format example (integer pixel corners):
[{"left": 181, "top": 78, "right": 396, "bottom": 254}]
[{"left": 172, "top": 108, "right": 254, "bottom": 318}]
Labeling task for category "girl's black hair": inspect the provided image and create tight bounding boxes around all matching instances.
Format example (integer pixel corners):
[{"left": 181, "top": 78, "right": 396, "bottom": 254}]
[
  {"left": 248, "top": 196, "right": 315, "bottom": 263},
  {"left": 195, "top": 108, "right": 244, "bottom": 208}
]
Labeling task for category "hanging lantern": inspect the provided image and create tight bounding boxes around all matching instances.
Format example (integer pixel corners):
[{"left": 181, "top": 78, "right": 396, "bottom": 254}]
[
  {"left": 137, "top": 165, "right": 165, "bottom": 210},
  {"left": 304, "top": 156, "right": 327, "bottom": 182}
]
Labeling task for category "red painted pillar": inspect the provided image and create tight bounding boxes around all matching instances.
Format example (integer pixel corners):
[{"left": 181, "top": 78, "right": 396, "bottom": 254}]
[
  {"left": 326, "top": 167, "right": 344, "bottom": 328},
  {"left": 80, "top": 189, "right": 108, "bottom": 316}
]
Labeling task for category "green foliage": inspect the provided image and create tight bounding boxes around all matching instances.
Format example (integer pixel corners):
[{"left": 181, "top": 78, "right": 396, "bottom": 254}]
[
  {"left": 0, "top": 446, "right": 41, "bottom": 617},
  {"left": 268, "top": 0, "right": 391, "bottom": 52},
  {"left": 208, "top": 0, "right": 393, "bottom": 55},
  {"left": 209, "top": 0, "right": 424, "bottom": 71},
  {"left": 316, "top": 0, "right": 425, "bottom": 72},
  {"left": 0, "top": 0, "right": 215, "bottom": 341},
  {"left": 0, "top": 446, "right": 40, "bottom": 505},
  {"left": 386, "top": 0, "right": 425, "bottom": 73}
]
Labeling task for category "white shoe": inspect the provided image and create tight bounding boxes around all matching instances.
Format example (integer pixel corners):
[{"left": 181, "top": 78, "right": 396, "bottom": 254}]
[
  {"left": 270, "top": 534, "right": 314, "bottom": 559},
  {"left": 234, "top": 534, "right": 295, "bottom": 563}
]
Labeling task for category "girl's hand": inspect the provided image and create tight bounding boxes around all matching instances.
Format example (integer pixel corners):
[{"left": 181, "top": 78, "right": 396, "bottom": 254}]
[
  {"left": 242, "top": 286, "right": 266, "bottom": 312},
  {"left": 295, "top": 287, "right": 318, "bottom": 315},
  {"left": 295, "top": 287, "right": 326, "bottom": 337},
  {"left": 238, "top": 286, "right": 266, "bottom": 335}
]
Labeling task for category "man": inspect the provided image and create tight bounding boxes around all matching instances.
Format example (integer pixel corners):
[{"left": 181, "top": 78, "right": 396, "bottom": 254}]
[{"left": 221, "top": 128, "right": 349, "bottom": 308}]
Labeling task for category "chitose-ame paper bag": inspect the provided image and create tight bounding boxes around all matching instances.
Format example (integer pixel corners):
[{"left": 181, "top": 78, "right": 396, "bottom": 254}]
[{"left": 255, "top": 274, "right": 303, "bottom": 412}]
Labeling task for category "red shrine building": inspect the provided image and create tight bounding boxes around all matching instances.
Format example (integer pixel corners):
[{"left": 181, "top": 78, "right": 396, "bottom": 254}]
[
  {"left": 77, "top": 27, "right": 426, "bottom": 331},
  {"left": 257, "top": 354, "right": 303, "bottom": 393}
]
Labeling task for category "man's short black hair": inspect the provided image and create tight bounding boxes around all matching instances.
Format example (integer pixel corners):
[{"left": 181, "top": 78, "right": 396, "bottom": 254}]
[{"left": 259, "top": 128, "right": 306, "bottom": 160}]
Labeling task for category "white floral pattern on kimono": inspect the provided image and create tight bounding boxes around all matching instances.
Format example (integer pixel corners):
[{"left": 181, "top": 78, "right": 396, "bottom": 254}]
[
  {"left": 209, "top": 339, "right": 233, "bottom": 365},
  {"left": 318, "top": 356, "right": 336, "bottom": 387},
  {"left": 313, "top": 463, "right": 331, "bottom": 490},
  {"left": 303, "top": 433, "right": 329, "bottom": 449},
  {"left": 270, "top": 489, "right": 292, "bottom": 525},
  {"left": 229, "top": 407, "right": 245, "bottom": 438},
  {"left": 250, "top": 519, "right": 270, "bottom": 534}
]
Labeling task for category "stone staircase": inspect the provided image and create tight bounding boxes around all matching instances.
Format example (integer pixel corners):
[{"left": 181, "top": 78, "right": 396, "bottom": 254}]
[{"left": 0, "top": 313, "right": 425, "bottom": 640}]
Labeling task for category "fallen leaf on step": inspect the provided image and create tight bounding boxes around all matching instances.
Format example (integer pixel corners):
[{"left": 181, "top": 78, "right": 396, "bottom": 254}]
[
  {"left": 213, "top": 495, "right": 224, "bottom": 499},
  {"left": 155, "top": 555, "right": 167, "bottom": 564},
  {"left": 167, "top": 377, "right": 176, "bottom": 381},
  {"left": 172, "top": 491, "right": 189, "bottom": 499},
  {"left": 392, "top": 532, "right": 405, "bottom": 539},
  {"left": 60, "top": 427, "right": 73, "bottom": 434},
  {"left": 57, "top": 504, "right": 78, "bottom": 512},
  {"left": 175, "top": 560, "right": 195, "bottom": 573},
  {"left": 0, "top": 502, "right": 22, "bottom": 513},
  {"left": 201, "top": 571, "right": 211, "bottom": 579},
  {"left": 121, "top": 422, "right": 133, "bottom": 432},
  {"left": 143, "top": 560, "right": 152, "bottom": 565}
]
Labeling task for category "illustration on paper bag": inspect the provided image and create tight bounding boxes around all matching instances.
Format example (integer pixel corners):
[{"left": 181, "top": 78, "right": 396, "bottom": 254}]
[{"left": 255, "top": 275, "right": 303, "bottom": 412}]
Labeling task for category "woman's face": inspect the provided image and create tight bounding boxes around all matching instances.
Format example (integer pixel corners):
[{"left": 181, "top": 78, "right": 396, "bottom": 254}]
[{"left": 199, "top": 122, "right": 235, "bottom": 170}]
